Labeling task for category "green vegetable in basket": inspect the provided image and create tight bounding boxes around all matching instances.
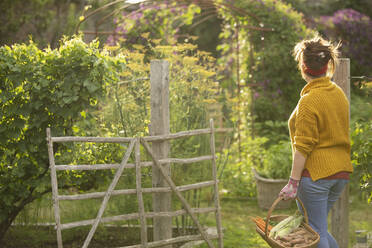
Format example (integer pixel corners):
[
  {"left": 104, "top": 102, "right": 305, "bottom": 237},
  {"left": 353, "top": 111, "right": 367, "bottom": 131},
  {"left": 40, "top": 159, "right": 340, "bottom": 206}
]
[
  {"left": 269, "top": 212, "right": 303, "bottom": 239},
  {"left": 269, "top": 215, "right": 295, "bottom": 238}
]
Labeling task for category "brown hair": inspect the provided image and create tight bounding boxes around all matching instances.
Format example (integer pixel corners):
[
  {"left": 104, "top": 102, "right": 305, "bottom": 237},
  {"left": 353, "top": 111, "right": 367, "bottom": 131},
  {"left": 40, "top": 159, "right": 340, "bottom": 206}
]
[{"left": 293, "top": 35, "right": 341, "bottom": 77}]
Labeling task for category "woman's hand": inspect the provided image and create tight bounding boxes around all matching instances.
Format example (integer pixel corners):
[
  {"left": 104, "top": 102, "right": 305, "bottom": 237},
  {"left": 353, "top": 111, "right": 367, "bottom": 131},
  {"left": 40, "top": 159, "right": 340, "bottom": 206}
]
[
  {"left": 280, "top": 150, "right": 305, "bottom": 200},
  {"left": 279, "top": 178, "right": 300, "bottom": 200}
]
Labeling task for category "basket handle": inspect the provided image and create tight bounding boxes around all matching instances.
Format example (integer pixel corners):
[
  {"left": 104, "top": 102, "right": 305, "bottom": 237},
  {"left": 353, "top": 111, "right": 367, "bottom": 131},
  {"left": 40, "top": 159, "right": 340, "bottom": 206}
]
[{"left": 264, "top": 196, "right": 309, "bottom": 237}]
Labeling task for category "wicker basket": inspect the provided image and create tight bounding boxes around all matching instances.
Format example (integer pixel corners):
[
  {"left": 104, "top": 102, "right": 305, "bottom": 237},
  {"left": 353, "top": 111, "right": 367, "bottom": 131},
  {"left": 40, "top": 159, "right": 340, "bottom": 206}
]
[
  {"left": 255, "top": 197, "right": 320, "bottom": 248},
  {"left": 253, "top": 168, "right": 292, "bottom": 210}
]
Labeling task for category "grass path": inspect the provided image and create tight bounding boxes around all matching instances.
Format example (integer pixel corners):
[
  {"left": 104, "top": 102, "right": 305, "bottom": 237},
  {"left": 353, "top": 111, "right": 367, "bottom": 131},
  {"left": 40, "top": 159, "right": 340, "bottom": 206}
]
[{"left": 3, "top": 194, "right": 371, "bottom": 247}]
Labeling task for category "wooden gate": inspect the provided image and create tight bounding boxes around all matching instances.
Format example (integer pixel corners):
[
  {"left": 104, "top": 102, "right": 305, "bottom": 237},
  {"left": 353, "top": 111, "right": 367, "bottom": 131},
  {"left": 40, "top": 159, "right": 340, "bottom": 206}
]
[{"left": 46, "top": 119, "right": 225, "bottom": 248}]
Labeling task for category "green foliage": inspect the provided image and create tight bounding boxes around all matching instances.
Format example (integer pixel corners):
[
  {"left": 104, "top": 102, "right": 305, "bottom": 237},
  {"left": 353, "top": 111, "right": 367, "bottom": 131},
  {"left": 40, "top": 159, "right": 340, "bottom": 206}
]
[
  {"left": 259, "top": 139, "right": 292, "bottom": 179},
  {"left": 350, "top": 93, "right": 372, "bottom": 124},
  {"left": 0, "top": 0, "right": 86, "bottom": 47},
  {"left": 350, "top": 89, "right": 372, "bottom": 203},
  {"left": 215, "top": 0, "right": 314, "bottom": 197},
  {"left": 99, "top": 38, "right": 220, "bottom": 140},
  {"left": 107, "top": 2, "right": 201, "bottom": 48},
  {"left": 0, "top": 29, "right": 221, "bottom": 239},
  {"left": 351, "top": 121, "right": 372, "bottom": 203},
  {"left": 255, "top": 120, "right": 289, "bottom": 146},
  {"left": 217, "top": 0, "right": 315, "bottom": 125},
  {"left": 219, "top": 135, "right": 268, "bottom": 198},
  {"left": 0, "top": 36, "right": 124, "bottom": 240},
  {"left": 98, "top": 41, "right": 221, "bottom": 213}
]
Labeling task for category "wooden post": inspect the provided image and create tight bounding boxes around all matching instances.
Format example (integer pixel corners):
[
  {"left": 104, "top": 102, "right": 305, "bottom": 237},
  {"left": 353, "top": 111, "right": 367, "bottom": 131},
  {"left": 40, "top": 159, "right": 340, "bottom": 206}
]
[
  {"left": 135, "top": 137, "right": 148, "bottom": 247},
  {"left": 46, "top": 128, "right": 63, "bottom": 248},
  {"left": 210, "top": 119, "right": 224, "bottom": 248},
  {"left": 331, "top": 58, "right": 350, "bottom": 248},
  {"left": 150, "top": 60, "right": 172, "bottom": 246}
]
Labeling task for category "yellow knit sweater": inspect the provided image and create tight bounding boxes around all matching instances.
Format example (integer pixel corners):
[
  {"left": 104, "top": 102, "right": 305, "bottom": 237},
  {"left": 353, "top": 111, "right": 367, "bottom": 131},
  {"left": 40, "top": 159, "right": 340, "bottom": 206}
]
[{"left": 288, "top": 76, "right": 353, "bottom": 181}]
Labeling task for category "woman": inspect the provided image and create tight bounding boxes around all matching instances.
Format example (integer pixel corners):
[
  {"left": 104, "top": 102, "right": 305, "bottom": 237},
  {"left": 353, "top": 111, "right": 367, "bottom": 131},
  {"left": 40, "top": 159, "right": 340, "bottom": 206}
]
[{"left": 279, "top": 35, "right": 353, "bottom": 248}]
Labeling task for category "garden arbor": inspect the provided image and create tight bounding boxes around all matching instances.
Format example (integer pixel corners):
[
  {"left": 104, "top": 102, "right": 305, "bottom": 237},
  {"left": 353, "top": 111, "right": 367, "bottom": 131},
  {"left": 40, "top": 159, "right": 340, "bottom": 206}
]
[{"left": 47, "top": 60, "right": 225, "bottom": 248}]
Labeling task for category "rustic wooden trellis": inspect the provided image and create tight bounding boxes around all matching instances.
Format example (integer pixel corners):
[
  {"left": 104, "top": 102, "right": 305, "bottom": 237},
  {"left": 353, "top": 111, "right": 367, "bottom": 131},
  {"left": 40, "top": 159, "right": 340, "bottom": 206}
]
[{"left": 46, "top": 118, "right": 225, "bottom": 248}]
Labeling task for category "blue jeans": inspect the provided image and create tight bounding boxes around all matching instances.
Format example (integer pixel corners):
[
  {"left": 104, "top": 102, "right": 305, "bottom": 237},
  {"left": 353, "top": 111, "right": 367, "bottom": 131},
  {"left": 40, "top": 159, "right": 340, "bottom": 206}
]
[{"left": 296, "top": 177, "right": 349, "bottom": 248}]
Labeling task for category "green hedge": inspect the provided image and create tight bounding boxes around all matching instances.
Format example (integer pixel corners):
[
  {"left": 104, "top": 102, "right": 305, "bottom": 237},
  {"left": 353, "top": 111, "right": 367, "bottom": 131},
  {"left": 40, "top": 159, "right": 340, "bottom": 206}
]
[{"left": 0, "top": 36, "right": 124, "bottom": 241}]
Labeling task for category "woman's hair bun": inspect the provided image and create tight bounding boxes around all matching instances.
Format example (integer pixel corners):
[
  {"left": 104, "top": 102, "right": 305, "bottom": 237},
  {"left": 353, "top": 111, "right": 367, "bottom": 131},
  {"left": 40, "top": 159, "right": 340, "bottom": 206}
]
[{"left": 293, "top": 35, "right": 341, "bottom": 76}]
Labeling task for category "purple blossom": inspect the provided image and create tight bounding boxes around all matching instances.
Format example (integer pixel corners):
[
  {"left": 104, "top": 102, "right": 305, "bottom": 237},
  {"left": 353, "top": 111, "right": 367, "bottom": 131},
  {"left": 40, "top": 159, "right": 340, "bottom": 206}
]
[
  {"left": 106, "top": 36, "right": 115, "bottom": 46},
  {"left": 318, "top": 9, "right": 372, "bottom": 68},
  {"left": 257, "top": 0, "right": 265, "bottom": 6}
]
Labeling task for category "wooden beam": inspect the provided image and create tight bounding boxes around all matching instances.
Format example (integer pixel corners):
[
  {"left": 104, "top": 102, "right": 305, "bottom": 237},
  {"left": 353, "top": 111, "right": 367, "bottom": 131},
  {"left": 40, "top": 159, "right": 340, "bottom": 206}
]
[
  {"left": 60, "top": 207, "right": 216, "bottom": 230},
  {"left": 331, "top": 58, "right": 350, "bottom": 248},
  {"left": 51, "top": 136, "right": 132, "bottom": 143},
  {"left": 150, "top": 60, "right": 172, "bottom": 246},
  {"left": 58, "top": 180, "right": 217, "bottom": 200},
  {"left": 142, "top": 128, "right": 232, "bottom": 142},
  {"left": 51, "top": 128, "right": 232, "bottom": 144},
  {"left": 54, "top": 155, "right": 215, "bottom": 171}
]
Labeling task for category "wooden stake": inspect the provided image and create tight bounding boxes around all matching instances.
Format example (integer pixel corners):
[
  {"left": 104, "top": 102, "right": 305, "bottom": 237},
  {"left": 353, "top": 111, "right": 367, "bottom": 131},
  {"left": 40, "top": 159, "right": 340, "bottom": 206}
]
[
  {"left": 209, "top": 119, "right": 224, "bottom": 248},
  {"left": 46, "top": 128, "right": 63, "bottom": 248}
]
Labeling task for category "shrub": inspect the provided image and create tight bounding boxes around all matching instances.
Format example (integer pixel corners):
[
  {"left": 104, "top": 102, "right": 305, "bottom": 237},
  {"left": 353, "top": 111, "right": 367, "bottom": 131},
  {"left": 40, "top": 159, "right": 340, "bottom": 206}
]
[
  {"left": 259, "top": 140, "right": 292, "bottom": 179},
  {"left": 351, "top": 120, "right": 372, "bottom": 203},
  {"left": 218, "top": 135, "right": 268, "bottom": 198},
  {"left": 0, "top": 36, "right": 124, "bottom": 242}
]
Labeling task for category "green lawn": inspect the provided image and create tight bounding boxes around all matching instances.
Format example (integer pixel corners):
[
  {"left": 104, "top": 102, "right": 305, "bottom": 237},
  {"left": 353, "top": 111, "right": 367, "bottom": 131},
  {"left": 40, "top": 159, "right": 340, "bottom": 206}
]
[
  {"left": 197, "top": 196, "right": 372, "bottom": 248},
  {"left": 4, "top": 193, "right": 371, "bottom": 247}
]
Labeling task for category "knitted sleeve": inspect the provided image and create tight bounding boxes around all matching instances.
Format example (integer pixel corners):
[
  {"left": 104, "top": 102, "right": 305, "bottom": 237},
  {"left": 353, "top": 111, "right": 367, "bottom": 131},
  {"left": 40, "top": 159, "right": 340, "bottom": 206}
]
[{"left": 294, "top": 95, "right": 319, "bottom": 158}]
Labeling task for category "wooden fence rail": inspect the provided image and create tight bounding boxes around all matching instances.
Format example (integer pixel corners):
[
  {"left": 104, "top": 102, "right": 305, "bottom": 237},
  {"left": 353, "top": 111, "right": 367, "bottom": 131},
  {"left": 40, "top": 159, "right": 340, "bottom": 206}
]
[
  {"left": 51, "top": 128, "right": 231, "bottom": 143},
  {"left": 46, "top": 119, "right": 224, "bottom": 248},
  {"left": 122, "top": 234, "right": 219, "bottom": 248},
  {"left": 60, "top": 208, "right": 216, "bottom": 230},
  {"left": 55, "top": 155, "right": 216, "bottom": 171},
  {"left": 58, "top": 181, "right": 217, "bottom": 201}
]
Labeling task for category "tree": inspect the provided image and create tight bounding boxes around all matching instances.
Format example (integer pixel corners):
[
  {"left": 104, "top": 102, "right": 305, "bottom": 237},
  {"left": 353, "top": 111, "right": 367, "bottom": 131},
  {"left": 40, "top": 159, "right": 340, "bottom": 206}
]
[{"left": 0, "top": 36, "right": 124, "bottom": 242}]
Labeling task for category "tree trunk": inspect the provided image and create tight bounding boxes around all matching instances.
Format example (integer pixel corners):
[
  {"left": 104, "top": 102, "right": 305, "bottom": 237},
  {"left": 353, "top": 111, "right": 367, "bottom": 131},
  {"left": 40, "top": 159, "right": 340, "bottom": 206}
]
[{"left": 0, "top": 204, "right": 25, "bottom": 245}]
